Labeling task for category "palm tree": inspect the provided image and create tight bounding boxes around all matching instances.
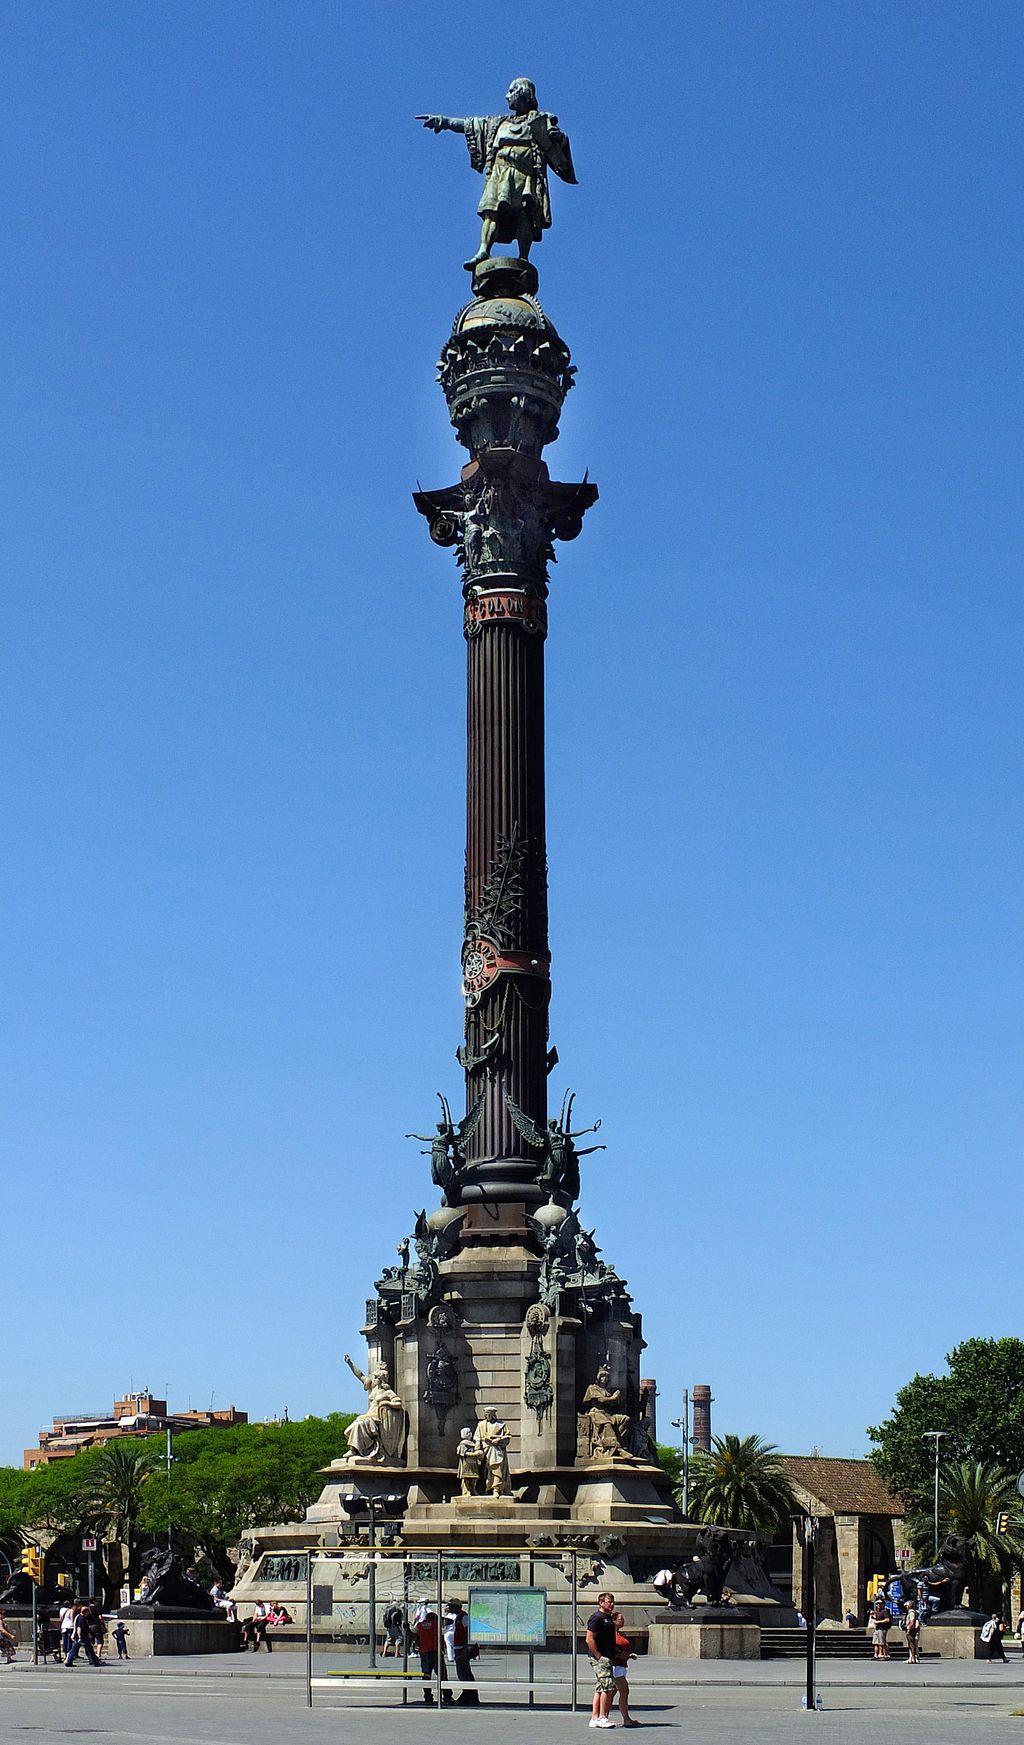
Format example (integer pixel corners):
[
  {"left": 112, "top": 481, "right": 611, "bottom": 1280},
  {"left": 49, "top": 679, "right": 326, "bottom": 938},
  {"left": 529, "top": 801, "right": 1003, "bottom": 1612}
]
[
  {"left": 86, "top": 1441, "right": 156, "bottom": 1587},
  {"left": 687, "top": 1433, "right": 797, "bottom": 1534},
  {"left": 904, "top": 1458, "right": 1024, "bottom": 1612}
]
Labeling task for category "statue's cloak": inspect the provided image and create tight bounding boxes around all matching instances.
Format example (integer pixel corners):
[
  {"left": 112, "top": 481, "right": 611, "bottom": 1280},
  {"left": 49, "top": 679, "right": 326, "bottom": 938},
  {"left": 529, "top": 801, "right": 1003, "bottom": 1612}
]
[{"left": 463, "top": 110, "right": 576, "bottom": 243}]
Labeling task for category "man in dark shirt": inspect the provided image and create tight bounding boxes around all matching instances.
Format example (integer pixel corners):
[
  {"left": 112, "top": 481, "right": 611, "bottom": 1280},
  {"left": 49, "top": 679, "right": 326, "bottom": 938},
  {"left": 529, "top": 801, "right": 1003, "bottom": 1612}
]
[
  {"left": 66, "top": 1607, "right": 101, "bottom": 1668},
  {"left": 585, "top": 1591, "right": 617, "bottom": 1729}
]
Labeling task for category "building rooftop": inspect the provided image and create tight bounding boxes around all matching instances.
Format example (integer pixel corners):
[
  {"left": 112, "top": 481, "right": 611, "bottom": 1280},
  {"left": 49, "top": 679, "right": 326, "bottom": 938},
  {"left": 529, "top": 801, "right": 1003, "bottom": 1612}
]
[
  {"left": 777, "top": 1454, "right": 903, "bottom": 1517},
  {"left": 24, "top": 1390, "right": 247, "bottom": 1468}
]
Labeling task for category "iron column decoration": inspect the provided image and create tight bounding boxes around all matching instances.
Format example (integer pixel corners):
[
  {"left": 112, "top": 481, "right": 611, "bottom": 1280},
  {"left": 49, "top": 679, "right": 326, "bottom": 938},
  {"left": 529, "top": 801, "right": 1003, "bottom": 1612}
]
[{"left": 414, "top": 81, "right": 597, "bottom": 1206}]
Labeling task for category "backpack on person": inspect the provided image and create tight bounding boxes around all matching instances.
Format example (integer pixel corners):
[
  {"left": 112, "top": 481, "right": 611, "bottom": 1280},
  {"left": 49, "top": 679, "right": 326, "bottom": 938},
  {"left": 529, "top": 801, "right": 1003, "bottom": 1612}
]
[{"left": 980, "top": 1619, "right": 996, "bottom": 1643}]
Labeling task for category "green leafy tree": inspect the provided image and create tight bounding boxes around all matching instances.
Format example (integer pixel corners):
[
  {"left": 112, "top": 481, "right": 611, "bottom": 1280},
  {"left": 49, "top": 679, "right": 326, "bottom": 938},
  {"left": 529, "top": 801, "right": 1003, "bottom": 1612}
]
[
  {"left": 688, "top": 1433, "right": 797, "bottom": 1534},
  {"left": 86, "top": 1442, "right": 156, "bottom": 1585},
  {"left": 0, "top": 1468, "right": 34, "bottom": 1543},
  {"left": 137, "top": 1414, "right": 354, "bottom": 1582},
  {"left": 23, "top": 1449, "right": 103, "bottom": 1537},
  {"left": 868, "top": 1338, "right": 1024, "bottom": 1503},
  {"left": 0, "top": 1468, "right": 35, "bottom": 1578},
  {"left": 655, "top": 1444, "right": 683, "bottom": 1494},
  {"left": 903, "top": 1459, "right": 1024, "bottom": 1612},
  {"left": 0, "top": 1450, "right": 112, "bottom": 1599},
  {"left": 0, "top": 1416, "right": 355, "bottom": 1589}
]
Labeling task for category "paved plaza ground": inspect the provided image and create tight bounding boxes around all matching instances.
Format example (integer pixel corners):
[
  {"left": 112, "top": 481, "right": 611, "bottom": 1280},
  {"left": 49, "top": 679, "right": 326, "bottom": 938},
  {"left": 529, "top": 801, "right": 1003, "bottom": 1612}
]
[{"left": 5, "top": 1655, "right": 1024, "bottom": 1745}]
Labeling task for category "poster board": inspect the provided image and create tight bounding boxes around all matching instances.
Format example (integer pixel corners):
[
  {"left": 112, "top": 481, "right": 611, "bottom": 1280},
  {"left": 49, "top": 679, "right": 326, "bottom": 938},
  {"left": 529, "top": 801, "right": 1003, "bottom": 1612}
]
[{"left": 468, "top": 1585, "right": 547, "bottom": 1647}]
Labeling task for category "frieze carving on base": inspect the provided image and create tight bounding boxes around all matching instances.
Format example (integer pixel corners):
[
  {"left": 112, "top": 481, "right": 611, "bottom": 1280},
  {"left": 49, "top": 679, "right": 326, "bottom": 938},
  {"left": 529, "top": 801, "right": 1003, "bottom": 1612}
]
[{"left": 407, "top": 1556, "right": 521, "bottom": 1584}]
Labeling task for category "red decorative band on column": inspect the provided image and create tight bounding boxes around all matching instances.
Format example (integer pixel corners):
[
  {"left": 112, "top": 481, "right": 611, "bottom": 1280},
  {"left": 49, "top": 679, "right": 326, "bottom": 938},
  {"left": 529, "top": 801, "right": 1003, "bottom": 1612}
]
[
  {"left": 464, "top": 589, "right": 548, "bottom": 638},
  {"left": 461, "top": 937, "right": 551, "bottom": 1003}
]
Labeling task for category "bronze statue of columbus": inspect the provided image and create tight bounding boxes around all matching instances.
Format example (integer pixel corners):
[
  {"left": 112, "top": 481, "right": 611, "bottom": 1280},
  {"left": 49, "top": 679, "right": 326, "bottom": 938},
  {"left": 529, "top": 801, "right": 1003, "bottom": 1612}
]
[{"left": 417, "top": 77, "right": 576, "bottom": 270}]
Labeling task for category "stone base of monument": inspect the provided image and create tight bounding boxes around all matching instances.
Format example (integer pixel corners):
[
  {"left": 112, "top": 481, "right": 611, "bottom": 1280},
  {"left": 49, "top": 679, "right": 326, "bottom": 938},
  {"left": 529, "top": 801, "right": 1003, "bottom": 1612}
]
[
  {"left": 922, "top": 1609, "right": 990, "bottom": 1659},
  {"left": 233, "top": 1511, "right": 761, "bottom": 1650},
  {"left": 232, "top": 1208, "right": 790, "bottom": 1642},
  {"left": 115, "top": 1607, "right": 240, "bottom": 1657},
  {"left": 648, "top": 1607, "right": 760, "bottom": 1660}
]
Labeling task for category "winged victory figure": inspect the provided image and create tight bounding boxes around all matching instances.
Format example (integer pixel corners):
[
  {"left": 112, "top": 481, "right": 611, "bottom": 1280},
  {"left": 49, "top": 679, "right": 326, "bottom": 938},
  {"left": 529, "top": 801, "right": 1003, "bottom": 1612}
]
[
  {"left": 504, "top": 1087, "right": 605, "bottom": 1201},
  {"left": 407, "top": 1090, "right": 485, "bottom": 1204}
]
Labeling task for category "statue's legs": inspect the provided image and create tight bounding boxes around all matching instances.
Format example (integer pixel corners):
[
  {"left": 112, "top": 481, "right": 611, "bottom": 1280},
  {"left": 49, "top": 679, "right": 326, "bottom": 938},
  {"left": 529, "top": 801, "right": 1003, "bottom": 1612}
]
[
  {"left": 464, "top": 216, "right": 498, "bottom": 271},
  {"left": 515, "top": 213, "right": 534, "bottom": 259}
]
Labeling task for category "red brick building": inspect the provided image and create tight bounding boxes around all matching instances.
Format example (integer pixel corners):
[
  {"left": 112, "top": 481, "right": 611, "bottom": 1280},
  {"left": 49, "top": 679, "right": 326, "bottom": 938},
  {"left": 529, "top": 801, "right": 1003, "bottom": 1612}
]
[{"left": 23, "top": 1389, "right": 247, "bottom": 1468}]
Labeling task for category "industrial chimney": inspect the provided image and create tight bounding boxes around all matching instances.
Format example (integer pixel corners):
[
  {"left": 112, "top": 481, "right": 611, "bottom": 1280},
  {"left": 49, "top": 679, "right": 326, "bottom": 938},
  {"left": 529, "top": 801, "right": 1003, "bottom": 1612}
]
[{"left": 692, "top": 1384, "right": 713, "bottom": 1452}]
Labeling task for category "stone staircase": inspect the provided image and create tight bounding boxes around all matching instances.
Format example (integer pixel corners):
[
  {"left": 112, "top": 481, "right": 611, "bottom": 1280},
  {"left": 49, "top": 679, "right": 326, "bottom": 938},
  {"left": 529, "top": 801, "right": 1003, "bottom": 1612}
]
[{"left": 760, "top": 1627, "right": 925, "bottom": 1660}]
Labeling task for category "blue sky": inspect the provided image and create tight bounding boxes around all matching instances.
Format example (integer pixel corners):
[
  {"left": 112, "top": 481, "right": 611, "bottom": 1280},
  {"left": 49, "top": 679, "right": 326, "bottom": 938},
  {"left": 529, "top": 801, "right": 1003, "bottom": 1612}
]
[{"left": 2, "top": 0, "right": 1021, "bottom": 1467}]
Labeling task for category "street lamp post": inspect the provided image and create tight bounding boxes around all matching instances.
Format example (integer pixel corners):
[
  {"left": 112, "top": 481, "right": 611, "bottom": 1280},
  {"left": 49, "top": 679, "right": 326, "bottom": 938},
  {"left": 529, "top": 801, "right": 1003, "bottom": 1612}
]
[
  {"left": 341, "top": 1494, "right": 404, "bottom": 1669},
  {"left": 670, "top": 1391, "right": 690, "bottom": 1517},
  {"left": 801, "top": 1513, "right": 821, "bottom": 1712},
  {"left": 166, "top": 1427, "right": 175, "bottom": 1552},
  {"left": 922, "top": 1431, "right": 948, "bottom": 1558}
]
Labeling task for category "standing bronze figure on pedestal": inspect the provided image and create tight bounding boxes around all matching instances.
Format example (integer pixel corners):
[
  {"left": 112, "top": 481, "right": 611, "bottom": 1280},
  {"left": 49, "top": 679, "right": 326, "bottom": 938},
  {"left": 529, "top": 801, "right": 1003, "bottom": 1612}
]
[{"left": 417, "top": 78, "right": 576, "bottom": 270}]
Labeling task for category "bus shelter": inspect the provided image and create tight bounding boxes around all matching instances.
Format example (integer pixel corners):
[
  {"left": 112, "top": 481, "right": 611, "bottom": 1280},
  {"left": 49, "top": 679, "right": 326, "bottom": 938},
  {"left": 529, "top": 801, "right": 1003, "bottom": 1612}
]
[{"left": 304, "top": 1546, "right": 587, "bottom": 1710}]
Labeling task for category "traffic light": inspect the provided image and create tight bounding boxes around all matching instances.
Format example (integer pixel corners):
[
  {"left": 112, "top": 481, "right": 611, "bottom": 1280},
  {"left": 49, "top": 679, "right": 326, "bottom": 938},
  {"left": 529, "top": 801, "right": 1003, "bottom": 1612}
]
[
  {"left": 995, "top": 1512, "right": 1010, "bottom": 1536},
  {"left": 20, "top": 1546, "right": 44, "bottom": 1584}
]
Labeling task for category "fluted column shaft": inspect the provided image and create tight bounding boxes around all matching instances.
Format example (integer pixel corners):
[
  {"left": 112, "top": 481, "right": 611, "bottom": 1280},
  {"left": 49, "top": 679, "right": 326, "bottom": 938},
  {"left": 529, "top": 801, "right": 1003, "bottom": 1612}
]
[
  {"left": 413, "top": 257, "right": 596, "bottom": 1204},
  {"left": 464, "top": 618, "right": 549, "bottom": 1175}
]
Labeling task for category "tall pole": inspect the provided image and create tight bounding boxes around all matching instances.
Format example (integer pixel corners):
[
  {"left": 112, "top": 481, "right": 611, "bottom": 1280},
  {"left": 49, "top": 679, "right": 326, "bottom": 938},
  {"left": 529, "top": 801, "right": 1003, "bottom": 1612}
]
[
  {"left": 803, "top": 1514, "right": 818, "bottom": 1712},
  {"left": 570, "top": 1550, "right": 578, "bottom": 1714},
  {"left": 305, "top": 1550, "right": 312, "bottom": 1709},
  {"left": 166, "top": 1427, "right": 174, "bottom": 1551},
  {"left": 402, "top": 1555, "right": 410, "bottom": 1702},
  {"left": 415, "top": 255, "right": 597, "bottom": 1207},
  {"left": 671, "top": 1391, "right": 690, "bottom": 1517},
  {"left": 922, "top": 1432, "right": 947, "bottom": 1557},
  {"left": 684, "top": 1390, "right": 690, "bottom": 1516},
  {"left": 367, "top": 1498, "right": 377, "bottom": 1669}
]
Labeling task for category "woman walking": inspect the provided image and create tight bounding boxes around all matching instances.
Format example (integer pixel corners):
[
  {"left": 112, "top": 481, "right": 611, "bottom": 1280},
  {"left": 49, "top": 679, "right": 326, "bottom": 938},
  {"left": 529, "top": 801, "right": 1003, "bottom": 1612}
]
[{"left": 0, "top": 1609, "right": 17, "bottom": 1663}]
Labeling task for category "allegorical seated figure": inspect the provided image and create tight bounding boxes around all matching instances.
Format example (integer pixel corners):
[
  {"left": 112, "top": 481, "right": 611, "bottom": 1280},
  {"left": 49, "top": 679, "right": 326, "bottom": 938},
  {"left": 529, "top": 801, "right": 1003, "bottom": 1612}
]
[
  {"left": 474, "top": 1406, "right": 512, "bottom": 1496},
  {"left": 578, "top": 1362, "right": 635, "bottom": 1460},
  {"left": 417, "top": 77, "right": 577, "bottom": 270},
  {"left": 341, "top": 1354, "right": 407, "bottom": 1464}
]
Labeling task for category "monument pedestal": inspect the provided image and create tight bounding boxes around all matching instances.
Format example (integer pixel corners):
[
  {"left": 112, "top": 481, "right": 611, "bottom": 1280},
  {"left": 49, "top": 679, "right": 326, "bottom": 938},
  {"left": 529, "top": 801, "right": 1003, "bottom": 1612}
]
[
  {"left": 649, "top": 1607, "right": 760, "bottom": 1660},
  {"left": 924, "top": 1609, "right": 990, "bottom": 1659},
  {"left": 115, "top": 1608, "right": 239, "bottom": 1657},
  {"left": 233, "top": 1218, "right": 784, "bottom": 1627}
]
